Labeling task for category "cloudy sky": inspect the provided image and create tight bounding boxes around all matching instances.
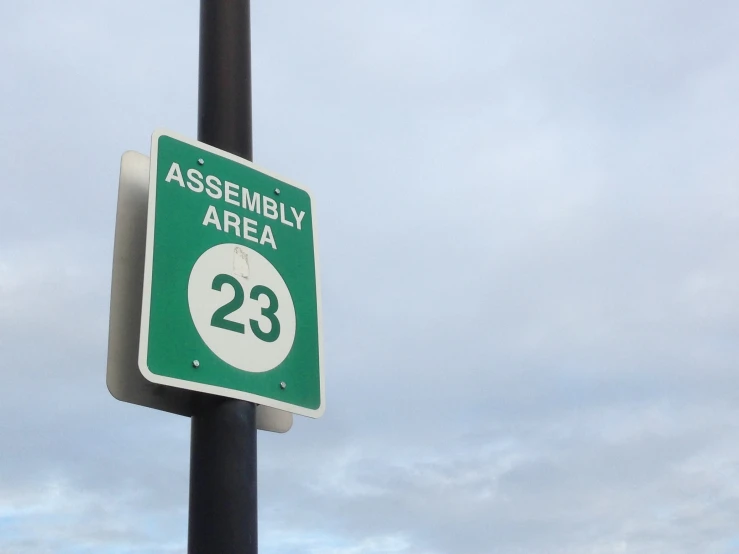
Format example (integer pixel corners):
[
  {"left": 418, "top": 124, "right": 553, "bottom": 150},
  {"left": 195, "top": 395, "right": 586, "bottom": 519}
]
[{"left": 2, "top": 0, "right": 739, "bottom": 552}]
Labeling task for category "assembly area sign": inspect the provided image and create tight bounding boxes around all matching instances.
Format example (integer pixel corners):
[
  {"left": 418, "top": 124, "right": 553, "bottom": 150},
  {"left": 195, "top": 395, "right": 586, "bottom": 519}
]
[{"left": 138, "top": 130, "right": 324, "bottom": 417}]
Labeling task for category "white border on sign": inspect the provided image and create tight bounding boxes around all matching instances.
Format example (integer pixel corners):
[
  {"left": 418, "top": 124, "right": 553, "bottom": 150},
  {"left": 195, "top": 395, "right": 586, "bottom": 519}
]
[{"left": 138, "top": 129, "right": 325, "bottom": 418}]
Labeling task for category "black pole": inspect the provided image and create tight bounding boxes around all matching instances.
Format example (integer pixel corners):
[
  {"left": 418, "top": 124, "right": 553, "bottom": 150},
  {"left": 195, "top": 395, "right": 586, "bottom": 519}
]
[
  {"left": 197, "top": 0, "right": 253, "bottom": 159},
  {"left": 189, "top": 1, "right": 257, "bottom": 553}
]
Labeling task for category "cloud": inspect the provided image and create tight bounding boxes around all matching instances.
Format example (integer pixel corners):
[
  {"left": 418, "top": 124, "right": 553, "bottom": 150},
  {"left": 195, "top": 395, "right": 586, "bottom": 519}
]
[{"left": 2, "top": 0, "right": 739, "bottom": 553}]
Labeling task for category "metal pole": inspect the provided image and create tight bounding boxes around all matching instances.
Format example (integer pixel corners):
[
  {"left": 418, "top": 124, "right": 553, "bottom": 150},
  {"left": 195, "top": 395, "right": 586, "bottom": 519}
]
[
  {"left": 197, "top": 0, "right": 253, "bottom": 159},
  {"left": 189, "top": 1, "right": 257, "bottom": 553}
]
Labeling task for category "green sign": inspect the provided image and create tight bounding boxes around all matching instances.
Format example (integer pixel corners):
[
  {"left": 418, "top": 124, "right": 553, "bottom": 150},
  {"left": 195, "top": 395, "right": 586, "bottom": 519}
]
[{"left": 138, "top": 130, "right": 324, "bottom": 417}]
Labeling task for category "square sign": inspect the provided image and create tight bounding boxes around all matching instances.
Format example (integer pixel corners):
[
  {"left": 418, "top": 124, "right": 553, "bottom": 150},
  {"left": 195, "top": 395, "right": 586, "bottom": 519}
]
[{"left": 139, "top": 130, "right": 324, "bottom": 418}]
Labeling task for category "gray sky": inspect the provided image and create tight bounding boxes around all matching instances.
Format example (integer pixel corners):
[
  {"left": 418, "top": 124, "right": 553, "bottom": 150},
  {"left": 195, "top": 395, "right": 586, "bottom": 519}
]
[{"left": 2, "top": 1, "right": 739, "bottom": 553}]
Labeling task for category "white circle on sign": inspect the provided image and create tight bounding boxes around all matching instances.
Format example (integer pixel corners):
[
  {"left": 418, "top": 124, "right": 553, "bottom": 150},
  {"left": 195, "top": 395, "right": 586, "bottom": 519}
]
[{"left": 188, "top": 243, "right": 296, "bottom": 373}]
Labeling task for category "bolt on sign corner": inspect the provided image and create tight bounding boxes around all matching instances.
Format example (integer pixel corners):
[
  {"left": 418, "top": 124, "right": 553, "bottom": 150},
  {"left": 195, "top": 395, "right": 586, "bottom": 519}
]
[{"left": 138, "top": 130, "right": 324, "bottom": 418}]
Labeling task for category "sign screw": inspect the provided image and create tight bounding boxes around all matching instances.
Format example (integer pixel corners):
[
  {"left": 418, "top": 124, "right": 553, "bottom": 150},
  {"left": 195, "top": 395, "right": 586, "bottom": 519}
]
[
  {"left": 274, "top": 188, "right": 281, "bottom": 195},
  {"left": 192, "top": 360, "right": 200, "bottom": 368},
  {"left": 197, "top": 158, "right": 205, "bottom": 165},
  {"left": 279, "top": 381, "right": 287, "bottom": 390}
]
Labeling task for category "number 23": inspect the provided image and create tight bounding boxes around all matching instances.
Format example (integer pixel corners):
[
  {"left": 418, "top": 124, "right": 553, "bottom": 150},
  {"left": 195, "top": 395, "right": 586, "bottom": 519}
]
[{"left": 210, "top": 274, "right": 281, "bottom": 342}]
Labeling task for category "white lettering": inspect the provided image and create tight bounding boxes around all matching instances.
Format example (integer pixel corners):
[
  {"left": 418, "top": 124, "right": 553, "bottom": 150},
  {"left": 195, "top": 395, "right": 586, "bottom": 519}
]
[
  {"left": 224, "top": 181, "right": 240, "bottom": 206},
  {"left": 186, "top": 168, "right": 204, "bottom": 192},
  {"left": 202, "top": 205, "right": 222, "bottom": 230},
  {"left": 165, "top": 162, "right": 185, "bottom": 187},
  {"left": 280, "top": 203, "right": 294, "bottom": 227},
  {"left": 242, "top": 217, "right": 259, "bottom": 243},
  {"left": 260, "top": 225, "right": 276, "bottom": 249},
  {"left": 263, "top": 197, "right": 278, "bottom": 220},
  {"left": 223, "top": 210, "right": 241, "bottom": 236},
  {"left": 291, "top": 207, "right": 306, "bottom": 230},
  {"left": 242, "top": 189, "right": 261, "bottom": 213},
  {"left": 205, "top": 175, "right": 223, "bottom": 199}
]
